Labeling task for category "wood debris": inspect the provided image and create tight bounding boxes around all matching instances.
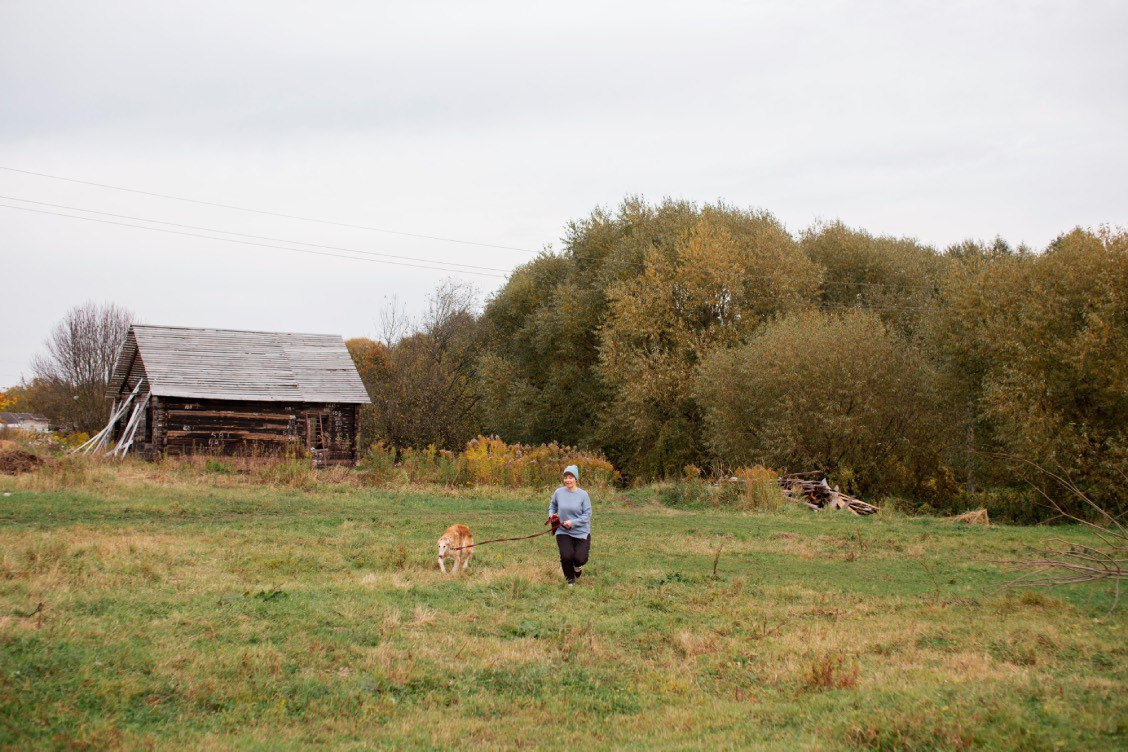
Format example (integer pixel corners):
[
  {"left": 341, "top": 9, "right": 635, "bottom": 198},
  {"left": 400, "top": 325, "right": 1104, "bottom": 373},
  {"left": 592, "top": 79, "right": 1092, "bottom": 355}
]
[{"left": 778, "top": 474, "right": 879, "bottom": 516}]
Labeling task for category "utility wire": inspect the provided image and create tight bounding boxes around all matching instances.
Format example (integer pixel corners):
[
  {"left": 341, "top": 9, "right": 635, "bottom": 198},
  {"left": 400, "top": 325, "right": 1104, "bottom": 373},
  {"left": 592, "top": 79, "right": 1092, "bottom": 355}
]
[
  {"left": 2, "top": 189, "right": 939, "bottom": 295},
  {"left": 1, "top": 201, "right": 940, "bottom": 309},
  {"left": 0, "top": 165, "right": 541, "bottom": 254},
  {"left": 0, "top": 165, "right": 947, "bottom": 293},
  {"left": 0, "top": 195, "right": 511, "bottom": 274},
  {"left": 2, "top": 165, "right": 952, "bottom": 293},
  {"left": 0, "top": 203, "right": 508, "bottom": 278}
]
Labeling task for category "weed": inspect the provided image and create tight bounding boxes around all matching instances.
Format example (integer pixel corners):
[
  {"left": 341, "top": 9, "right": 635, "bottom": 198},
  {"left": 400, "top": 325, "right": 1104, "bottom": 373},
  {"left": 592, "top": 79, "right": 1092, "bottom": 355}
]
[
  {"left": 844, "top": 712, "right": 978, "bottom": 752},
  {"left": 251, "top": 589, "right": 287, "bottom": 602},
  {"left": 204, "top": 459, "right": 233, "bottom": 474},
  {"left": 803, "top": 653, "right": 859, "bottom": 691}
]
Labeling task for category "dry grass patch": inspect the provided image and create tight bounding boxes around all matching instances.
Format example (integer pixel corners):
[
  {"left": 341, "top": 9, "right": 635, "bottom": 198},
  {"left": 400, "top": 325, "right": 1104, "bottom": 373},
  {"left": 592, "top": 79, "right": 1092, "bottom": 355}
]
[{"left": 671, "top": 629, "right": 721, "bottom": 657}]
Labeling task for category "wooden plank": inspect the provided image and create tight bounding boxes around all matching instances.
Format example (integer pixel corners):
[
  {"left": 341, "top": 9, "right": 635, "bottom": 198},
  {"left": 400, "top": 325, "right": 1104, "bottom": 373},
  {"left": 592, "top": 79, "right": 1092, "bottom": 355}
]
[
  {"left": 165, "top": 431, "right": 298, "bottom": 441},
  {"left": 165, "top": 409, "right": 298, "bottom": 421}
]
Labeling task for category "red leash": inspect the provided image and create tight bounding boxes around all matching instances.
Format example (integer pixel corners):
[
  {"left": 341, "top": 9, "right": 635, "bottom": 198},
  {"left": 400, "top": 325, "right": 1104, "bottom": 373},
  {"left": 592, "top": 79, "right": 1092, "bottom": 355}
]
[{"left": 450, "top": 515, "right": 560, "bottom": 551}]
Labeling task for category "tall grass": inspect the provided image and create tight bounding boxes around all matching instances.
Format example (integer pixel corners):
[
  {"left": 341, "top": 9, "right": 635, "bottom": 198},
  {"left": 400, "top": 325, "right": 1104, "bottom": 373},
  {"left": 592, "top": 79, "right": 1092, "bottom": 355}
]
[{"left": 655, "top": 465, "right": 788, "bottom": 511}]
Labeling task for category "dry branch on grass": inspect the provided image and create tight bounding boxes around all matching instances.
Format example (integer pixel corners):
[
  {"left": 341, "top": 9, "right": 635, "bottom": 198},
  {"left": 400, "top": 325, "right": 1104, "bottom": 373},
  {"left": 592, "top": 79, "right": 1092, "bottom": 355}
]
[
  {"left": 952, "top": 509, "right": 990, "bottom": 525},
  {"left": 983, "top": 452, "right": 1127, "bottom": 609}
]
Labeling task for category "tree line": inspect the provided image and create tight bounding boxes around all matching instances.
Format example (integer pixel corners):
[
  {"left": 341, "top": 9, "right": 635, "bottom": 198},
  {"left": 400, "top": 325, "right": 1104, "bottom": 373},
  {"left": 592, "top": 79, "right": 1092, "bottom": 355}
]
[
  {"left": 9, "top": 199, "right": 1125, "bottom": 520},
  {"left": 350, "top": 199, "right": 1126, "bottom": 520}
]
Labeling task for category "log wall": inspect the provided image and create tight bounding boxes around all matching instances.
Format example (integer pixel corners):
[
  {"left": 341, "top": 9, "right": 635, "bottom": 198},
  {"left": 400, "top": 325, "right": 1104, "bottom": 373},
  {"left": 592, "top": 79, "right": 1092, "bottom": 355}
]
[{"left": 133, "top": 398, "right": 359, "bottom": 466}]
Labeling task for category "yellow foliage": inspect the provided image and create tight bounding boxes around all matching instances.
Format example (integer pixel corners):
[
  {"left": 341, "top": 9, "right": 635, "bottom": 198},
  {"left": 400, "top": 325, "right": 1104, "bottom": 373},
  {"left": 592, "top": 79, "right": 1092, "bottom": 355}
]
[
  {"left": 365, "top": 435, "right": 619, "bottom": 489},
  {"left": 732, "top": 465, "right": 786, "bottom": 511},
  {"left": 58, "top": 432, "right": 91, "bottom": 449}
]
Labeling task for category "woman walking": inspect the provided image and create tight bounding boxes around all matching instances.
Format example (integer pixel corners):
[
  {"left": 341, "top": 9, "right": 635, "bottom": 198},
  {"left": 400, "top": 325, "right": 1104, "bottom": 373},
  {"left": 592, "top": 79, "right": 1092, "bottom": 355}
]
[{"left": 548, "top": 464, "right": 592, "bottom": 586}]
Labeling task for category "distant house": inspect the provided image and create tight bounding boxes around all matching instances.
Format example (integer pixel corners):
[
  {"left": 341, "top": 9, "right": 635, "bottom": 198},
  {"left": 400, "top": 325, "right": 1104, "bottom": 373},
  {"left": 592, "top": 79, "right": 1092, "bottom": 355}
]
[
  {"left": 104, "top": 325, "right": 371, "bottom": 465},
  {"left": 0, "top": 412, "right": 51, "bottom": 433}
]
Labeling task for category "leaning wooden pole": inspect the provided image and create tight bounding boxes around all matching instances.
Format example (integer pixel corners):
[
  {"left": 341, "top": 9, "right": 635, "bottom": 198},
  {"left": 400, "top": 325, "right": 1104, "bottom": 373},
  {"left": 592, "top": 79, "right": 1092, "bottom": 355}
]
[
  {"left": 74, "top": 379, "right": 145, "bottom": 456},
  {"left": 112, "top": 392, "right": 150, "bottom": 458}
]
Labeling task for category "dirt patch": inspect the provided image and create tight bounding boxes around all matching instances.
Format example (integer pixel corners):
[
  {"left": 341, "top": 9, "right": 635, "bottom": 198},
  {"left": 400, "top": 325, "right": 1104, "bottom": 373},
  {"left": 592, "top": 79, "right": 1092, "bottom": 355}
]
[{"left": 0, "top": 449, "right": 43, "bottom": 475}]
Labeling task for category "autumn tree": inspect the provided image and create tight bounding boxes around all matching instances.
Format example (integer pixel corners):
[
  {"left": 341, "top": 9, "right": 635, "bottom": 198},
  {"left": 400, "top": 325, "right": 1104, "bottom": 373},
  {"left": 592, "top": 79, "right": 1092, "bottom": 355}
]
[
  {"left": 478, "top": 198, "right": 823, "bottom": 478},
  {"left": 477, "top": 252, "right": 607, "bottom": 447},
  {"left": 23, "top": 302, "right": 133, "bottom": 433},
  {"left": 359, "top": 281, "right": 484, "bottom": 451},
  {"left": 344, "top": 337, "right": 392, "bottom": 449},
  {"left": 925, "top": 238, "right": 1031, "bottom": 493},
  {"left": 800, "top": 221, "right": 946, "bottom": 336},
  {"left": 598, "top": 208, "right": 821, "bottom": 477},
  {"left": 476, "top": 195, "right": 1125, "bottom": 507},
  {"left": 696, "top": 310, "right": 952, "bottom": 498},
  {"left": 973, "top": 229, "right": 1126, "bottom": 515}
]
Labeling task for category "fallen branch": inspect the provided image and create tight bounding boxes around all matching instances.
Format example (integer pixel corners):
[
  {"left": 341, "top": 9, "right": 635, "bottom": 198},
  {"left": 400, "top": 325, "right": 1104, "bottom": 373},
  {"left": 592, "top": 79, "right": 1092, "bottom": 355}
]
[
  {"left": 979, "top": 451, "right": 1125, "bottom": 611},
  {"left": 13, "top": 602, "right": 43, "bottom": 618},
  {"left": 952, "top": 509, "right": 989, "bottom": 525}
]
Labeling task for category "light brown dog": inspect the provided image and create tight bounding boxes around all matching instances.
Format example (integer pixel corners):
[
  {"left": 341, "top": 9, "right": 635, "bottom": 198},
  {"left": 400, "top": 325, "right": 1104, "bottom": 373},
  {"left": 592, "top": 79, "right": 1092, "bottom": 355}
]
[{"left": 437, "top": 524, "right": 473, "bottom": 574}]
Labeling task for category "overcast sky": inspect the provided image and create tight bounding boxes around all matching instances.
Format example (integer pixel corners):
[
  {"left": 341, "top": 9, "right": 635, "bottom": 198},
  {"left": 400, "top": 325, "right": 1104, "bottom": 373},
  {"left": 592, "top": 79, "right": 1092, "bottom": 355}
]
[{"left": 1, "top": 0, "right": 1125, "bottom": 386}]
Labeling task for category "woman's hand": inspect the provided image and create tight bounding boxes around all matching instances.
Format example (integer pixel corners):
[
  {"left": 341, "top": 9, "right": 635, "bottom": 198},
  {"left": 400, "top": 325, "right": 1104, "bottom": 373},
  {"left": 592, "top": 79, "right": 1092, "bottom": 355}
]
[{"left": 562, "top": 520, "right": 573, "bottom": 529}]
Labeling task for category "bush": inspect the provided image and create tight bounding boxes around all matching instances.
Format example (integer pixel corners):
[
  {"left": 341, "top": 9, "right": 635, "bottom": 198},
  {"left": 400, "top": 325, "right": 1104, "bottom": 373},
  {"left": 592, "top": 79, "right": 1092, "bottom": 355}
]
[
  {"left": 361, "top": 436, "right": 620, "bottom": 489},
  {"left": 696, "top": 310, "right": 953, "bottom": 501},
  {"left": 653, "top": 468, "right": 789, "bottom": 512},
  {"left": 460, "top": 436, "right": 618, "bottom": 488},
  {"left": 251, "top": 458, "right": 316, "bottom": 488},
  {"left": 655, "top": 480, "right": 713, "bottom": 508},
  {"left": 362, "top": 441, "right": 400, "bottom": 483},
  {"left": 733, "top": 465, "right": 787, "bottom": 511}
]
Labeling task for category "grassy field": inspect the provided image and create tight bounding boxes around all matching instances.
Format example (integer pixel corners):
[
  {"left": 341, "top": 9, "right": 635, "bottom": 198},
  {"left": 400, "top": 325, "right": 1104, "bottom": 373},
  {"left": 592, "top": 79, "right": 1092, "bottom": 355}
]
[{"left": 0, "top": 462, "right": 1125, "bottom": 750}]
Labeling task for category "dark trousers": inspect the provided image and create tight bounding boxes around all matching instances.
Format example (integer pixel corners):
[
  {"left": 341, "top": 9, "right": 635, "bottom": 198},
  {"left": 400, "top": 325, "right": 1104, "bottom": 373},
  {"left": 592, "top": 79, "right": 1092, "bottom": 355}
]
[{"left": 556, "top": 533, "right": 591, "bottom": 583}]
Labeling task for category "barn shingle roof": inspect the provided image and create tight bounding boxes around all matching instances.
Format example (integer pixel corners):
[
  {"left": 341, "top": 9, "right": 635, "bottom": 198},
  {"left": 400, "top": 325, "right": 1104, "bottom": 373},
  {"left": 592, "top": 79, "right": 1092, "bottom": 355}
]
[{"left": 109, "top": 325, "right": 371, "bottom": 403}]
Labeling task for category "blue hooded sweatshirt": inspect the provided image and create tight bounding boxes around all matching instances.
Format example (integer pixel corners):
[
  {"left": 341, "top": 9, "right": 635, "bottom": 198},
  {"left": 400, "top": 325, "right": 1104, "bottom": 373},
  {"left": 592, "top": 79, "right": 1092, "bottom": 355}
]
[{"left": 548, "top": 464, "right": 591, "bottom": 539}]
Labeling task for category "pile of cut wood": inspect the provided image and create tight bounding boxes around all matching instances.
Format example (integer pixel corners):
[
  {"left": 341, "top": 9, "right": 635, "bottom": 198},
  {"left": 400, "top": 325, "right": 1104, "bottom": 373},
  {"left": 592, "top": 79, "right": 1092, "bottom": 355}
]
[{"left": 778, "top": 473, "right": 879, "bottom": 516}]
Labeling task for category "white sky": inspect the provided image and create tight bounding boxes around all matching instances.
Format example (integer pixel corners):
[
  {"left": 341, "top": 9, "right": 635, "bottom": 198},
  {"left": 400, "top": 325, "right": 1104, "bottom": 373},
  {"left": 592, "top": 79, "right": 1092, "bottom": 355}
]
[{"left": 1, "top": 0, "right": 1126, "bottom": 386}]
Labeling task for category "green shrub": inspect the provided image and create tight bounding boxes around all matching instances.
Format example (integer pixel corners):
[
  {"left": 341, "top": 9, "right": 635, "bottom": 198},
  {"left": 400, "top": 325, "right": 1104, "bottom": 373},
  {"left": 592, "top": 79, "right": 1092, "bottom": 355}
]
[
  {"left": 361, "top": 441, "right": 399, "bottom": 483},
  {"left": 204, "top": 459, "right": 233, "bottom": 475},
  {"left": 696, "top": 310, "right": 952, "bottom": 501}
]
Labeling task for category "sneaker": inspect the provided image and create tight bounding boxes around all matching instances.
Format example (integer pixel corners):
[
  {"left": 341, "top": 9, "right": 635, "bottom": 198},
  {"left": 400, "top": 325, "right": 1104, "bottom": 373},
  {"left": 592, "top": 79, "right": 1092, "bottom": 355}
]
[
  {"left": 573, "top": 566, "right": 583, "bottom": 579},
  {"left": 567, "top": 581, "right": 575, "bottom": 587}
]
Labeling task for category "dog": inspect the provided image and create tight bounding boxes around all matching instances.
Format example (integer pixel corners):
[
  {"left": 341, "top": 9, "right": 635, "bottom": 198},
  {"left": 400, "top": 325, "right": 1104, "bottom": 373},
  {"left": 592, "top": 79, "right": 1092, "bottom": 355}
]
[{"left": 437, "top": 524, "right": 474, "bottom": 574}]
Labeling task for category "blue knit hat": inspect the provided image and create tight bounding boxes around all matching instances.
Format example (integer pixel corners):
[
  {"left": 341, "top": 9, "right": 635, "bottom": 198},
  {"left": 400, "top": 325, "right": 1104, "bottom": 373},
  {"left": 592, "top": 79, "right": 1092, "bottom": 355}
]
[{"left": 563, "top": 464, "right": 579, "bottom": 480}]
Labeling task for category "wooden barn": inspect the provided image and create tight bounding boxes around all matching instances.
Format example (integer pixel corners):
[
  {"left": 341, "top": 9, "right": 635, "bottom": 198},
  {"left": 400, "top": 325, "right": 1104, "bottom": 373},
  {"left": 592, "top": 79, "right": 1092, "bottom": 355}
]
[{"left": 101, "top": 325, "right": 370, "bottom": 465}]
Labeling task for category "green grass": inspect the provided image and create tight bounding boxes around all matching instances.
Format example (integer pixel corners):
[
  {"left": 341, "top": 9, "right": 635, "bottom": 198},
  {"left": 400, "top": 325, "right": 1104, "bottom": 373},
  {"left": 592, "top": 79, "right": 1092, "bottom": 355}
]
[{"left": 0, "top": 465, "right": 1124, "bottom": 750}]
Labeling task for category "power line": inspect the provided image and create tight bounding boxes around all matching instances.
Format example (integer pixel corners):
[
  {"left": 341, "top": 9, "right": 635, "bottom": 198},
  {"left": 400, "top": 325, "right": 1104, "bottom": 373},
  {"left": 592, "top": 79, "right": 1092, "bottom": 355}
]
[
  {"left": 0, "top": 195, "right": 512, "bottom": 275},
  {"left": 0, "top": 171, "right": 943, "bottom": 298},
  {"left": 0, "top": 166, "right": 947, "bottom": 293},
  {"left": 0, "top": 203, "right": 508, "bottom": 278},
  {"left": 0, "top": 165, "right": 542, "bottom": 255},
  {"left": 0, "top": 201, "right": 941, "bottom": 309}
]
